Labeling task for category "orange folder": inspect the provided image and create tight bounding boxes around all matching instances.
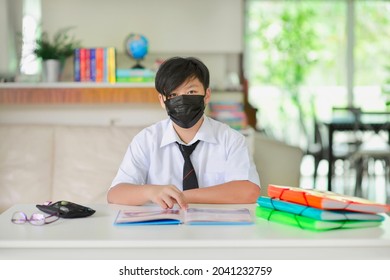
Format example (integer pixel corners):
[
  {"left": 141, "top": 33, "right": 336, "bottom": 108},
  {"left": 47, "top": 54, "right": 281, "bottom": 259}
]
[{"left": 268, "top": 184, "right": 390, "bottom": 214}]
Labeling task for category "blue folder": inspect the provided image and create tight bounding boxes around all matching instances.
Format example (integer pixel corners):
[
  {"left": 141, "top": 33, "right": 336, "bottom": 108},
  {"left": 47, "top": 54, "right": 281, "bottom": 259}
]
[{"left": 257, "top": 196, "right": 384, "bottom": 221}]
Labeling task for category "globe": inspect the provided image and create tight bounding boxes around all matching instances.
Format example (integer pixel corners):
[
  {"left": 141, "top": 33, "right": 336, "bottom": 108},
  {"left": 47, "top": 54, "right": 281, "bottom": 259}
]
[{"left": 124, "top": 33, "right": 149, "bottom": 69}]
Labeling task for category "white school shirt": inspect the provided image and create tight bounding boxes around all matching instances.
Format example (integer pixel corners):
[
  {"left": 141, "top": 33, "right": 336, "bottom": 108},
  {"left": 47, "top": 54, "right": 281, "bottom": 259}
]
[{"left": 110, "top": 116, "right": 260, "bottom": 190}]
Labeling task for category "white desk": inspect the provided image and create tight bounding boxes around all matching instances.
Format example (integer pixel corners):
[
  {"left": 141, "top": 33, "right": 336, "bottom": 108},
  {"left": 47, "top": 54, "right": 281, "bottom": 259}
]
[{"left": 1, "top": 203, "right": 390, "bottom": 260}]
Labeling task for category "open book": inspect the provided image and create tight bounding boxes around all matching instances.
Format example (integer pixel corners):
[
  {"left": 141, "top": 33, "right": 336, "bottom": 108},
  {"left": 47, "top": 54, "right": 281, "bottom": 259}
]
[{"left": 114, "top": 207, "right": 253, "bottom": 225}]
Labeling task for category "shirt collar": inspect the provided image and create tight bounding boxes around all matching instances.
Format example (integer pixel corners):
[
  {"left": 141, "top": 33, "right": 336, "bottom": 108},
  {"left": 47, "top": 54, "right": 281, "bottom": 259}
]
[{"left": 160, "top": 116, "right": 218, "bottom": 147}]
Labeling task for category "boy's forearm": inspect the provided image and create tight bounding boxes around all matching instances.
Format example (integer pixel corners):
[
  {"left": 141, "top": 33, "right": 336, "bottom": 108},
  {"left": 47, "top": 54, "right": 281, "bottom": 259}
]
[
  {"left": 184, "top": 180, "right": 261, "bottom": 204},
  {"left": 108, "top": 180, "right": 261, "bottom": 206},
  {"left": 107, "top": 183, "right": 188, "bottom": 209},
  {"left": 107, "top": 183, "right": 150, "bottom": 205}
]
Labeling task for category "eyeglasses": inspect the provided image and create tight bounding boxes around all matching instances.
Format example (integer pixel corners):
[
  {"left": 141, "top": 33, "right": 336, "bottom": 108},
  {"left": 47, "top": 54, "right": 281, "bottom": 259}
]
[{"left": 11, "top": 211, "right": 59, "bottom": 226}]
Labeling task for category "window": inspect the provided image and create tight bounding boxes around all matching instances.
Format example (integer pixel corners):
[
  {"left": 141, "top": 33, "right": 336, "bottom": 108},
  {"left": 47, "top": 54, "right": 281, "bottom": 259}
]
[
  {"left": 244, "top": 0, "right": 390, "bottom": 147},
  {"left": 20, "top": 0, "right": 41, "bottom": 76},
  {"left": 354, "top": 0, "right": 390, "bottom": 110}
]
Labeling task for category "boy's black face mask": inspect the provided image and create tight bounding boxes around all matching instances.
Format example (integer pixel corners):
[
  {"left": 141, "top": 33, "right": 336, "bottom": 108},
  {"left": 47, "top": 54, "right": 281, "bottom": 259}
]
[{"left": 164, "top": 95, "right": 205, "bottom": 128}]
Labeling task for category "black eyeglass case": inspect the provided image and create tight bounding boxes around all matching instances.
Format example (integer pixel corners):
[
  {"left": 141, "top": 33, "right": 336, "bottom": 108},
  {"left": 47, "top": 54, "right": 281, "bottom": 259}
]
[{"left": 36, "top": 201, "right": 96, "bottom": 218}]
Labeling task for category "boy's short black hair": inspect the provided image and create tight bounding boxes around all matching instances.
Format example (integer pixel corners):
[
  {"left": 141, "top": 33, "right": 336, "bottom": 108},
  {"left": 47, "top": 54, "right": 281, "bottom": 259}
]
[{"left": 155, "top": 57, "right": 210, "bottom": 97}]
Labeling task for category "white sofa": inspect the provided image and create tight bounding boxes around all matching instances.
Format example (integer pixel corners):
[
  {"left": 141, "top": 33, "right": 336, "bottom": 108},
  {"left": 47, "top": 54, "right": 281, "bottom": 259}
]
[
  {"left": 0, "top": 124, "right": 303, "bottom": 213},
  {"left": 253, "top": 133, "right": 304, "bottom": 196}
]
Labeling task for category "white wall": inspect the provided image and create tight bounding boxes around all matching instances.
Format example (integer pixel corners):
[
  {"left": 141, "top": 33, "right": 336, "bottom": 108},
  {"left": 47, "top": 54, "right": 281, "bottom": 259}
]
[
  {"left": 0, "top": 0, "right": 23, "bottom": 78},
  {"left": 0, "top": 104, "right": 167, "bottom": 126},
  {"left": 0, "top": 0, "right": 244, "bottom": 126},
  {"left": 0, "top": 91, "right": 241, "bottom": 126},
  {"left": 40, "top": 0, "right": 243, "bottom": 89},
  {"left": 1, "top": 0, "right": 243, "bottom": 88},
  {"left": 0, "top": 0, "right": 8, "bottom": 75},
  {"left": 41, "top": 0, "right": 243, "bottom": 53}
]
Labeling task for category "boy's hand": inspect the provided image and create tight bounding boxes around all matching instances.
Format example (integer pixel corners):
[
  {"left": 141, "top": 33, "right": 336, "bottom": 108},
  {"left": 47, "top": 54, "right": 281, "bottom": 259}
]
[{"left": 146, "top": 185, "right": 188, "bottom": 210}]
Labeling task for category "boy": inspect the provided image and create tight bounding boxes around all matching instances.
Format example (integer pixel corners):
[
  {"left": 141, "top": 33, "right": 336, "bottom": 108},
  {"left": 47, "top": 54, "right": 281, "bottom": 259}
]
[{"left": 107, "top": 57, "right": 260, "bottom": 209}]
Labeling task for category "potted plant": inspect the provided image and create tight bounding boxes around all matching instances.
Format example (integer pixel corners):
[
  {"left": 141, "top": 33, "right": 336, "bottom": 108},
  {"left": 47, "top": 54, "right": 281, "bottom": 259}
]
[{"left": 34, "top": 27, "right": 81, "bottom": 82}]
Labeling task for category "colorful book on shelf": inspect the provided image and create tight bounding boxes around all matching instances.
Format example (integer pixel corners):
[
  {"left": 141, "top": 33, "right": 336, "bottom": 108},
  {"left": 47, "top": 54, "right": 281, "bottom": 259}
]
[
  {"left": 208, "top": 101, "right": 247, "bottom": 130},
  {"left": 103, "top": 48, "right": 109, "bottom": 82},
  {"left": 73, "top": 48, "right": 81, "bottom": 82},
  {"left": 268, "top": 184, "right": 390, "bottom": 214},
  {"left": 95, "top": 48, "right": 104, "bottom": 82},
  {"left": 209, "top": 101, "right": 244, "bottom": 112},
  {"left": 116, "top": 68, "right": 155, "bottom": 77},
  {"left": 79, "top": 48, "right": 88, "bottom": 81},
  {"left": 116, "top": 76, "right": 154, "bottom": 83},
  {"left": 107, "top": 47, "right": 116, "bottom": 83},
  {"left": 114, "top": 207, "right": 253, "bottom": 226},
  {"left": 84, "top": 48, "right": 91, "bottom": 81},
  {"left": 257, "top": 196, "right": 384, "bottom": 221},
  {"left": 89, "top": 48, "right": 96, "bottom": 82},
  {"left": 255, "top": 206, "right": 383, "bottom": 231},
  {"left": 116, "top": 68, "right": 155, "bottom": 83},
  {"left": 73, "top": 47, "right": 116, "bottom": 83}
]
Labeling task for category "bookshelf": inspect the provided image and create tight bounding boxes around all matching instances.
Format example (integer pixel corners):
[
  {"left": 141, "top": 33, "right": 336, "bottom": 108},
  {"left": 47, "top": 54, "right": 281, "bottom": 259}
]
[{"left": 0, "top": 83, "right": 159, "bottom": 104}]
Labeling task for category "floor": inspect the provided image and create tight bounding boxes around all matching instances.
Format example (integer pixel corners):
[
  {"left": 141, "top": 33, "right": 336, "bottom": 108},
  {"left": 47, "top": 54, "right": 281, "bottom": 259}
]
[{"left": 300, "top": 155, "right": 390, "bottom": 205}]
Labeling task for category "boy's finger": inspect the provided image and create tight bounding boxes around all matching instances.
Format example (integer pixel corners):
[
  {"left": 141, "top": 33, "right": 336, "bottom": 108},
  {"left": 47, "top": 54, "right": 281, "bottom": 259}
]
[{"left": 173, "top": 194, "right": 188, "bottom": 210}]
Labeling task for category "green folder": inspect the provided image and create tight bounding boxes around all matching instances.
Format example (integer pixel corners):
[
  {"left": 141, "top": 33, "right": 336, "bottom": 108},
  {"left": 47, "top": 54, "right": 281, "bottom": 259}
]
[{"left": 256, "top": 206, "right": 383, "bottom": 231}]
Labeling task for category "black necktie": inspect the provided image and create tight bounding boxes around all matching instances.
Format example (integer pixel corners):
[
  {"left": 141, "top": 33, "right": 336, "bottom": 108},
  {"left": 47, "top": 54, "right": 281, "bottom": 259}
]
[{"left": 176, "top": 140, "right": 200, "bottom": 190}]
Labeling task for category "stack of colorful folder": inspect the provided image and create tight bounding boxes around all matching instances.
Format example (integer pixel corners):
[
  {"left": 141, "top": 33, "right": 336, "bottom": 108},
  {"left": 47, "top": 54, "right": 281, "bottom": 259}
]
[{"left": 256, "top": 184, "right": 390, "bottom": 231}]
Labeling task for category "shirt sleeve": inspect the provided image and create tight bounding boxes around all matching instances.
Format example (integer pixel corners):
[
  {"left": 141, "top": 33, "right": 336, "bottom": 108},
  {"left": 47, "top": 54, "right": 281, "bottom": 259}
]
[
  {"left": 224, "top": 133, "right": 261, "bottom": 186},
  {"left": 110, "top": 134, "right": 149, "bottom": 188}
]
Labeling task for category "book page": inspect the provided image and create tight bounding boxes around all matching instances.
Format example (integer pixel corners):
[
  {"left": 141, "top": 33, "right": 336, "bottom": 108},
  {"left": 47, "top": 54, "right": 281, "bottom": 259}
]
[
  {"left": 184, "top": 208, "right": 253, "bottom": 225},
  {"left": 115, "top": 209, "right": 181, "bottom": 224}
]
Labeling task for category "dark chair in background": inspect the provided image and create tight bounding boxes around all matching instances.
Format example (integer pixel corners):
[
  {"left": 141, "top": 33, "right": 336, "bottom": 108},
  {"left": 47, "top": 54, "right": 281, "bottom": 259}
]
[
  {"left": 331, "top": 106, "right": 363, "bottom": 147},
  {"left": 352, "top": 138, "right": 390, "bottom": 202},
  {"left": 307, "top": 119, "right": 356, "bottom": 188},
  {"left": 348, "top": 112, "right": 390, "bottom": 202},
  {"left": 307, "top": 106, "right": 362, "bottom": 189}
]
